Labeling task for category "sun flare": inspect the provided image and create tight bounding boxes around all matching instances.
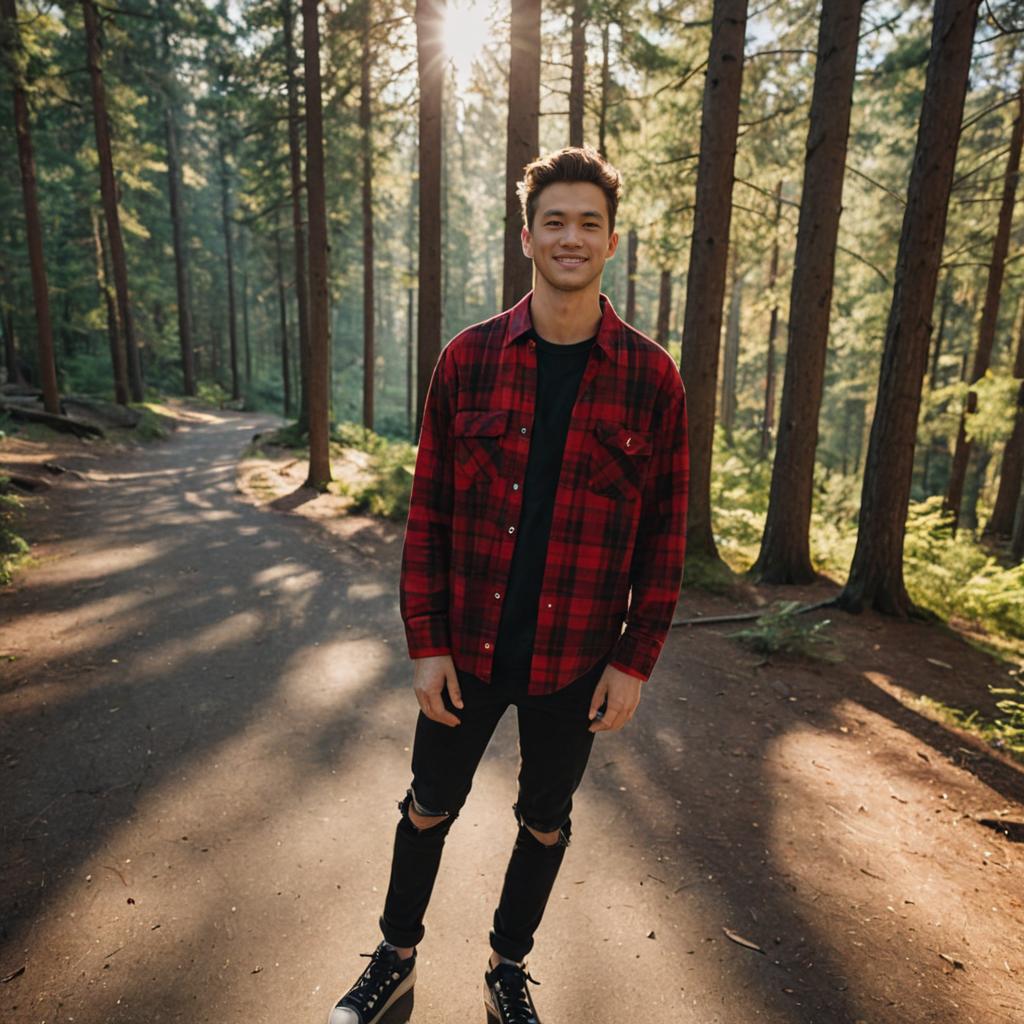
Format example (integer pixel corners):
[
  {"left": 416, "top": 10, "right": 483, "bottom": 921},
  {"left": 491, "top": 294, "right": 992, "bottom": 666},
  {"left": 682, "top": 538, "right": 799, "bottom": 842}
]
[{"left": 442, "top": 0, "right": 494, "bottom": 83}]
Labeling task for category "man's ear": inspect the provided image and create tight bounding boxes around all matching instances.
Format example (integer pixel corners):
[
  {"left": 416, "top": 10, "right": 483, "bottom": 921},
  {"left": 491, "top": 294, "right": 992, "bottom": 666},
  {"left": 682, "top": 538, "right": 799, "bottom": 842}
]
[
  {"left": 606, "top": 229, "right": 619, "bottom": 259},
  {"left": 521, "top": 224, "right": 533, "bottom": 259}
]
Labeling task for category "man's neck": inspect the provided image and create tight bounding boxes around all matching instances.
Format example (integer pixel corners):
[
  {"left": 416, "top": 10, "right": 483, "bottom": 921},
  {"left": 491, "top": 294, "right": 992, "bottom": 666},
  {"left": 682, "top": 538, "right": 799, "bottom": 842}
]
[{"left": 528, "top": 280, "right": 603, "bottom": 345}]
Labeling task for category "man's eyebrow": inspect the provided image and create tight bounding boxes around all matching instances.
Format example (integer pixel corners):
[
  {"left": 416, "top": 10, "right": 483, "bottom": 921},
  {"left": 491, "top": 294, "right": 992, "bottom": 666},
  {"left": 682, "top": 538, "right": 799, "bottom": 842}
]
[{"left": 541, "top": 208, "right": 605, "bottom": 220}]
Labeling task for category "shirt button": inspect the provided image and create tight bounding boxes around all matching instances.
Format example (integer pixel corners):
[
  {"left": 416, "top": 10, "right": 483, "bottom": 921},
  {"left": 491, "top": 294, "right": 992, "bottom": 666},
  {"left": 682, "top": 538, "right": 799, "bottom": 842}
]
[
  {"left": 484, "top": 642, "right": 491, "bottom": 650},
  {"left": 508, "top": 526, "right": 515, "bottom": 534},
  {"left": 512, "top": 482, "right": 520, "bottom": 490},
  {"left": 520, "top": 426, "right": 528, "bottom": 434},
  {"left": 494, "top": 592, "right": 501, "bottom": 599},
  {"left": 547, "top": 602, "right": 553, "bottom": 609}
]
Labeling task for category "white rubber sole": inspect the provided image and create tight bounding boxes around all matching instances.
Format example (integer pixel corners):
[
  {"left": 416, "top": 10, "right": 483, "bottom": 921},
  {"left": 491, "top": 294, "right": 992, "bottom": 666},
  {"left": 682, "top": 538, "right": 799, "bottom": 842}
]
[{"left": 327, "top": 963, "right": 416, "bottom": 1024}]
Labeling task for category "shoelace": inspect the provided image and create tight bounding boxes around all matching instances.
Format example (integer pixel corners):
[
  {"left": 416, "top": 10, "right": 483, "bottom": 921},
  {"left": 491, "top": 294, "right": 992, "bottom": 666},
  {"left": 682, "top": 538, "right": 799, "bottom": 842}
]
[
  {"left": 492, "top": 963, "right": 541, "bottom": 1024},
  {"left": 346, "top": 948, "right": 404, "bottom": 1012}
]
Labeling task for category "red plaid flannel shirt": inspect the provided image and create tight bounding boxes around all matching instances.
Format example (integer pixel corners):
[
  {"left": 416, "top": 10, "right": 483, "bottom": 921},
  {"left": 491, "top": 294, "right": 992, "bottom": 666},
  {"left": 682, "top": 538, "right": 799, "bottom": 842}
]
[{"left": 399, "top": 291, "right": 689, "bottom": 696}]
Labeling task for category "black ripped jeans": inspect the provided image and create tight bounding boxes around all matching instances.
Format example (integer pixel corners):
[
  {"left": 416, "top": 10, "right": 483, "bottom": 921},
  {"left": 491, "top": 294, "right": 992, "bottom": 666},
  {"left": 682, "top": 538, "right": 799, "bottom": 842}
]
[{"left": 378, "top": 654, "right": 608, "bottom": 963}]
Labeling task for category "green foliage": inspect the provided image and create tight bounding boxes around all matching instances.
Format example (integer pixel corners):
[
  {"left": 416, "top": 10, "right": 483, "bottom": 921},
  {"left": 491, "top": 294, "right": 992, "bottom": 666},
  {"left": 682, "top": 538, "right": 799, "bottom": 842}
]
[
  {"left": 902, "top": 497, "right": 1024, "bottom": 639},
  {"left": 730, "top": 600, "right": 841, "bottom": 662},
  {"left": 330, "top": 422, "right": 416, "bottom": 522},
  {"left": 913, "top": 680, "right": 1024, "bottom": 765},
  {"left": 0, "top": 476, "right": 30, "bottom": 586}
]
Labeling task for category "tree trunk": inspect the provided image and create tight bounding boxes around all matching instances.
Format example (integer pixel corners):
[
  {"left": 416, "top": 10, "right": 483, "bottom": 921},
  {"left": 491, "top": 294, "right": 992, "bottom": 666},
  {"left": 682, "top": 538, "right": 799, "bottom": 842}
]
[
  {"left": 598, "top": 20, "right": 609, "bottom": 156},
  {"left": 283, "top": 0, "right": 311, "bottom": 431},
  {"left": 3, "top": 0, "right": 59, "bottom": 413},
  {"left": 1011, "top": 480, "right": 1024, "bottom": 563},
  {"left": 275, "top": 217, "right": 292, "bottom": 418},
  {"left": 82, "top": 0, "right": 143, "bottom": 403},
  {"left": 760, "top": 180, "right": 783, "bottom": 460},
  {"left": 838, "top": 0, "right": 980, "bottom": 616},
  {"left": 752, "top": 0, "right": 863, "bottom": 582},
  {"left": 569, "top": 0, "right": 586, "bottom": 147},
  {"left": 502, "top": 0, "right": 540, "bottom": 309},
  {"left": 720, "top": 265, "right": 743, "bottom": 446},
  {"left": 678, "top": 0, "right": 748, "bottom": 567},
  {"left": 406, "top": 151, "right": 417, "bottom": 438},
  {"left": 218, "top": 134, "right": 240, "bottom": 402},
  {"left": 655, "top": 267, "right": 672, "bottom": 348},
  {"left": 625, "top": 228, "right": 638, "bottom": 323},
  {"left": 241, "top": 227, "right": 251, "bottom": 391},
  {"left": 90, "top": 208, "right": 125, "bottom": 402},
  {"left": 415, "top": 0, "right": 444, "bottom": 436},
  {"left": 985, "top": 302, "right": 1024, "bottom": 538},
  {"left": 302, "top": 0, "right": 332, "bottom": 490},
  {"left": 944, "top": 87, "right": 1023, "bottom": 530},
  {"left": 159, "top": 4, "right": 196, "bottom": 398},
  {"left": 361, "top": 0, "right": 375, "bottom": 432}
]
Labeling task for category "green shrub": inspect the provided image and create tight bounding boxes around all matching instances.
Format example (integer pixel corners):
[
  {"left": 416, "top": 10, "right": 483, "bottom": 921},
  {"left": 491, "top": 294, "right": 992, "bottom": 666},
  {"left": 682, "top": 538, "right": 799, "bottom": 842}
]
[
  {"left": 0, "top": 477, "right": 29, "bottom": 586},
  {"left": 730, "top": 600, "right": 841, "bottom": 662}
]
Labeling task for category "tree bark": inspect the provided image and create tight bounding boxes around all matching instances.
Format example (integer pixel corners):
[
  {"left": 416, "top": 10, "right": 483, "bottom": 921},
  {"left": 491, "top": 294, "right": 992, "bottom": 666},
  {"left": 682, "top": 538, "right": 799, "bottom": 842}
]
[
  {"left": 986, "top": 302, "right": 1024, "bottom": 538},
  {"left": 502, "top": 0, "right": 541, "bottom": 309},
  {"left": 569, "top": 0, "right": 586, "bottom": 147},
  {"left": 838, "top": 0, "right": 980, "bottom": 616},
  {"left": 82, "top": 0, "right": 143, "bottom": 403},
  {"left": 158, "top": 3, "right": 196, "bottom": 397},
  {"left": 944, "top": 87, "right": 1023, "bottom": 530},
  {"left": 283, "top": 0, "right": 311, "bottom": 431},
  {"left": 90, "top": 208, "right": 125, "bottom": 403},
  {"left": 302, "top": 0, "right": 332, "bottom": 490},
  {"left": 655, "top": 267, "right": 672, "bottom": 348},
  {"left": 760, "top": 180, "right": 783, "bottom": 460},
  {"left": 679, "top": 0, "right": 748, "bottom": 567},
  {"left": 361, "top": 0, "right": 375, "bottom": 432},
  {"left": 720, "top": 265, "right": 742, "bottom": 446},
  {"left": 753, "top": 0, "right": 864, "bottom": 582},
  {"left": 415, "top": 0, "right": 444, "bottom": 437},
  {"left": 275, "top": 218, "right": 292, "bottom": 418},
  {"left": 625, "top": 228, "right": 638, "bottom": 323},
  {"left": 218, "top": 134, "right": 240, "bottom": 402},
  {"left": 3, "top": 0, "right": 59, "bottom": 413},
  {"left": 598, "top": 20, "right": 609, "bottom": 156}
]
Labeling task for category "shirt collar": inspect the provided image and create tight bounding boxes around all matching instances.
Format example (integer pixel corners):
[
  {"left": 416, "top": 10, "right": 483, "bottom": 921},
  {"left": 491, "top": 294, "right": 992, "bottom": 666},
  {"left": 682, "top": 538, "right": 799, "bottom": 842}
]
[{"left": 503, "top": 290, "right": 622, "bottom": 364}]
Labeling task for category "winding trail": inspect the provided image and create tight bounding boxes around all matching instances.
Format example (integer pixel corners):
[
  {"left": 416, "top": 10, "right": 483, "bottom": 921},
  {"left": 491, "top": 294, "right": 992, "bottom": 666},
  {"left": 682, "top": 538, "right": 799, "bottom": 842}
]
[{"left": 1, "top": 407, "right": 1022, "bottom": 1024}]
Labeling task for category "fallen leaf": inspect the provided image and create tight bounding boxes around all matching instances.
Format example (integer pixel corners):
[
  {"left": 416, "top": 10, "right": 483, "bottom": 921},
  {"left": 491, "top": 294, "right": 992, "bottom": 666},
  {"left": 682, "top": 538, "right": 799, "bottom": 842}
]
[{"left": 722, "top": 927, "right": 764, "bottom": 954}]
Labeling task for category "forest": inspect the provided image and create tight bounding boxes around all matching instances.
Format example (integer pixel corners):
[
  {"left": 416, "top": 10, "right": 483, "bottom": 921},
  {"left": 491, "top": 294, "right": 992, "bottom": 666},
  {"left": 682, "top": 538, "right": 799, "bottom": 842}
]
[
  {"left": 4, "top": 3, "right": 1024, "bottom": 1022},
  {"left": 2, "top": 0, "right": 1023, "bottom": 634}
]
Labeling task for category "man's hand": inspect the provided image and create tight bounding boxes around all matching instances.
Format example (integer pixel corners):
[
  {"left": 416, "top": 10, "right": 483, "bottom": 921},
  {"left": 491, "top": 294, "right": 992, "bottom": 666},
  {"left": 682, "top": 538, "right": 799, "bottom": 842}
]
[
  {"left": 588, "top": 663, "right": 643, "bottom": 733},
  {"left": 412, "top": 654, "right": 463, "bottom": 727}
]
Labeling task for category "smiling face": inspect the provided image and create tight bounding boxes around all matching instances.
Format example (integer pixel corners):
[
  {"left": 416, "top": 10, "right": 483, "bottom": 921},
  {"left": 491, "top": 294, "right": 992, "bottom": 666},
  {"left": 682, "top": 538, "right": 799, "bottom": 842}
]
[{"left": 521, "top": 181, "right": 619, "bottom": 297}]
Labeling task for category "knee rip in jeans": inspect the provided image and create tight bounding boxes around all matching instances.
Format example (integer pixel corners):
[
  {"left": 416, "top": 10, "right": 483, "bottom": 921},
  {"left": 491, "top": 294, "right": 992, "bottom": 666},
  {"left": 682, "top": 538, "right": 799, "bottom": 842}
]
[
  {"left": 513, "top": 801, "right": 572, "bottom": 848},
  {"left": 399, "top": 787, "right": 454, "bottom": 833}
]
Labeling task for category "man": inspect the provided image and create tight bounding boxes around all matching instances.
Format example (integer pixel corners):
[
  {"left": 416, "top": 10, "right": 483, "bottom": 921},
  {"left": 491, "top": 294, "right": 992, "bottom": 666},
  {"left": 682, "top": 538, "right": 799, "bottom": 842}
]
[{"left": 328, "top": 145, "right": 688, "bottom": 1024}]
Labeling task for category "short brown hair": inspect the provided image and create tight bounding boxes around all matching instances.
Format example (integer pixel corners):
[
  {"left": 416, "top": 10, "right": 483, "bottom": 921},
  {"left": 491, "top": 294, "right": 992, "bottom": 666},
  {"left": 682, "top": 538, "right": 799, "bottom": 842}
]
[{"left": 517, "top": 145, "right": 623, "bottom": 234}]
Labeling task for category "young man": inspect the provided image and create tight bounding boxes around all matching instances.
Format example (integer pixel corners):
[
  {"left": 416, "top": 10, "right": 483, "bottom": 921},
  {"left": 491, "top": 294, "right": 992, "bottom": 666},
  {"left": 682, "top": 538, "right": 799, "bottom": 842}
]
[{"left": 328, "top": 146, "right": 688, "bottom": 1024}]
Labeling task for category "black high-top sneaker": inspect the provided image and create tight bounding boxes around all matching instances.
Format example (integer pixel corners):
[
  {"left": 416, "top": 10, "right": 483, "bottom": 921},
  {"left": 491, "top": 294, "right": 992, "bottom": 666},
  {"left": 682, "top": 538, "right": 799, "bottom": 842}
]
[
  {"left": 483, "top": 959, "right": 542, "bottom": 1024},
  {"left": 327, "top": 941, "right": 416, "bottom": 1024}
]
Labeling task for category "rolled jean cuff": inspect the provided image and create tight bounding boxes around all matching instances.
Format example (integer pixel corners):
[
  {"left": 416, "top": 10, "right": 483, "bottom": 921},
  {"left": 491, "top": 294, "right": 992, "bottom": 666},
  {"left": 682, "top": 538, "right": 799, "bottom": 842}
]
[
  {"left": 488, "top": 927, "right": 533, "bottom": 964},
  {"left": 379, "top": 913, "right": 425, "bottom": 950}
]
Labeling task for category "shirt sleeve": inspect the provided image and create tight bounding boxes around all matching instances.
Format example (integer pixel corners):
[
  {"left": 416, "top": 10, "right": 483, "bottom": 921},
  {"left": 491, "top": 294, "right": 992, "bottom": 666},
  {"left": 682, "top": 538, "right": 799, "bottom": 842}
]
[
  {"left": 399, "top": 343, "right": 456, "bottom": 658},
  {"left": 608, "top": 359, "right": 689, "bottom": 682}
]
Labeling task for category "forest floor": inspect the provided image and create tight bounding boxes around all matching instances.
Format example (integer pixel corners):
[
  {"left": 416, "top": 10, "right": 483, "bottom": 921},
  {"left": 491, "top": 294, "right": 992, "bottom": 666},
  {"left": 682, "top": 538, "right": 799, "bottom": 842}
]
[{"left": 1, "top": 400, "right": 1023, "bottom": 1024}]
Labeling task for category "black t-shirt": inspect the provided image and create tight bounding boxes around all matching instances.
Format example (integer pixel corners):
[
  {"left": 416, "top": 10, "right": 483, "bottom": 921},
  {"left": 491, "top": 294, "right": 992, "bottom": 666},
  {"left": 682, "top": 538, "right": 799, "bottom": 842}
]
[{"left": 491, "top": 329, "right": 597, "bottom": 686}]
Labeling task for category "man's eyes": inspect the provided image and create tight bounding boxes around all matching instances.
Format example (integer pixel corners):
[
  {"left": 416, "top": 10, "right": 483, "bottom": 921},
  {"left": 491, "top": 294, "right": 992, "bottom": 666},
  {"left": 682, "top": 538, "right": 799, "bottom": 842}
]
[{"left": 544, "top": 221, "right": 600, "bottom": 228}]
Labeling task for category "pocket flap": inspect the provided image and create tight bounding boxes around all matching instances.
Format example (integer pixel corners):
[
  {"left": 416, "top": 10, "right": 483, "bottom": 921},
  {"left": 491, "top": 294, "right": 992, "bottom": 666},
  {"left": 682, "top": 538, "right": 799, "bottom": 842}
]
[
  {"left": 594, "top": 422, "right": 652, "bottom": 456},
  {"left": 454, "top": 409, "right": 510, "bottom": 438}
]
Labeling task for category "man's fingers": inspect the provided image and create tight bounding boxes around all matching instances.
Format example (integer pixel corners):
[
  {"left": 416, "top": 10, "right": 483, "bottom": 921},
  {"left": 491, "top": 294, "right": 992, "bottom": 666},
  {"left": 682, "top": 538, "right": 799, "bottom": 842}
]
[
  {"left": 591, "top": 701, "right": 627, "bottom": 733},
  {"left": 446, "top": 672, "right": 464, "bottom": 710},
  {"left": 589, "top": 680, "right": 608, "bottom": 721},
  {"left": 426, "top": 689, "right": 461, "bottom": 727}
]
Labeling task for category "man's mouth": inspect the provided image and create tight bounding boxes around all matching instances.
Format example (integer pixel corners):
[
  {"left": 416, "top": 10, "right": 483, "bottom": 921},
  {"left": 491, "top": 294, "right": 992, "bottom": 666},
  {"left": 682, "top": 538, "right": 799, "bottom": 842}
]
[{"left": 554, "top": 256, "right": 587, "bottom": 265}]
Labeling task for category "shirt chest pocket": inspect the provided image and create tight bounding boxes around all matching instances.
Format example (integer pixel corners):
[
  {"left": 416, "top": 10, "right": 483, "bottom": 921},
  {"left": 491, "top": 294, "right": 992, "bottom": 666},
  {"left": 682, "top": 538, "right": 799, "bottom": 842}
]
[
  {"left": 453, "top": 409, "right": 509, "bottom": 490},
  {"left": 588, "top": 421, "right": 653, "bottom": 500}
]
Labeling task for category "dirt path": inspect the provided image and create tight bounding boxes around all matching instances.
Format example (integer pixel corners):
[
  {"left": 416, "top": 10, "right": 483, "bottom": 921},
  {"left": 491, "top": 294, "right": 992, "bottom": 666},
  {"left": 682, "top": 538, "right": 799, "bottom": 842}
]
[{"left": 1, "top": 408, "right": 1023, "bottom": 1024}]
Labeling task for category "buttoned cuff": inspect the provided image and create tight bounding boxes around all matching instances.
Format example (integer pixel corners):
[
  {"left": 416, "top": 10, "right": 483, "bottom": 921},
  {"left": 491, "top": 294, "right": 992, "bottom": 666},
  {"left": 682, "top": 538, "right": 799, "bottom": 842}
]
[
  {"left": 609, "top": 630, "right": 662, "bottom": 683},
  {"left": 404, "top": 614, "right": 451, "bottom": 660}
]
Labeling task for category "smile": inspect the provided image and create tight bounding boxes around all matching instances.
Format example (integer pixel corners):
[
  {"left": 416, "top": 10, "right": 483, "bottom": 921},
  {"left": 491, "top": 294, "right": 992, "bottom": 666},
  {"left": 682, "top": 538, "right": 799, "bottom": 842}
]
[{"left": 554, "top": 256, "right": 587, "bottom": 264}]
